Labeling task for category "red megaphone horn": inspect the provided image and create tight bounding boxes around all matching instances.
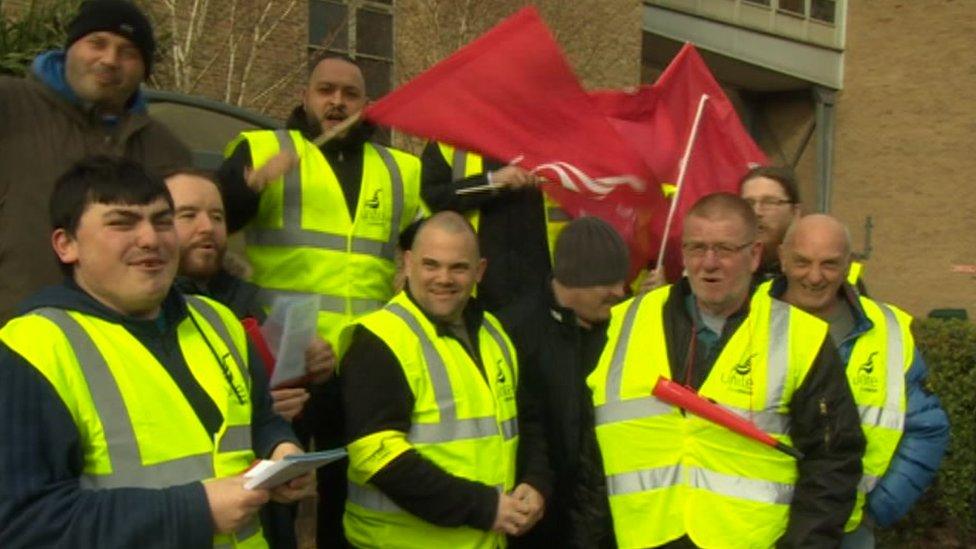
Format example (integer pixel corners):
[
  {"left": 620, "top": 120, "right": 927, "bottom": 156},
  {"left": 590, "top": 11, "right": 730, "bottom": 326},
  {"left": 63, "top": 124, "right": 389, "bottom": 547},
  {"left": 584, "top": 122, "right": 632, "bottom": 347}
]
[{"left": 652, "top": 376, "right": 803, "bottom": 459}]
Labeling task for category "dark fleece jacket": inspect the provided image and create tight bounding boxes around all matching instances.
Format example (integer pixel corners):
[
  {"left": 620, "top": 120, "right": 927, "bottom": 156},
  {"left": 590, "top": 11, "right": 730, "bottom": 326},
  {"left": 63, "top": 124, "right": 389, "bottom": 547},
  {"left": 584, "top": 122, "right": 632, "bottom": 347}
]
[{"left": 0, "top": 281, "right": 296, "bottom": 548}]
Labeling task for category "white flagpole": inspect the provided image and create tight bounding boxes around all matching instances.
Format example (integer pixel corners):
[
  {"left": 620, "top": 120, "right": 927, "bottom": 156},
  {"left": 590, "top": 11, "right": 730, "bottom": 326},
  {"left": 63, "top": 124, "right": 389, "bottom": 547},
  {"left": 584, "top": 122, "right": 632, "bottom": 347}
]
[{"left": 655, "top": 93, "right": 710, "bottom": 271}]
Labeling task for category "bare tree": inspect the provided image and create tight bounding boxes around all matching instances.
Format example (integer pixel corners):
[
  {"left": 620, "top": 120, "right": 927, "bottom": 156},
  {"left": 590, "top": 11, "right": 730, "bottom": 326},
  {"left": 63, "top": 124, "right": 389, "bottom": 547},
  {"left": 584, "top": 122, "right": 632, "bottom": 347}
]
[{"left": 143, "top": 0, "right": 313, "bottom": 117}]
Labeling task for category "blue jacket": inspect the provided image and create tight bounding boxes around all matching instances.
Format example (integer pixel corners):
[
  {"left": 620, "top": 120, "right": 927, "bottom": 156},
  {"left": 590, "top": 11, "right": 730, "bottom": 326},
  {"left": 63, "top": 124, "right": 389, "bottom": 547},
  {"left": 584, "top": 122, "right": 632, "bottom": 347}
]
[{"left": 771, "top": 278, "right": 950, "bottom": 527}]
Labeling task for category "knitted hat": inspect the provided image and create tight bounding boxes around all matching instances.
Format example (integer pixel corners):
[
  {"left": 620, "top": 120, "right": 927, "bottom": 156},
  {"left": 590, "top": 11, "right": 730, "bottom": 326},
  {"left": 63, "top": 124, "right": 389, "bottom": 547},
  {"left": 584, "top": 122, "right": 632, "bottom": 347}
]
[
  {"left": 65, "top": 1, "right": 155, "bottom": 77},
  {"left": 553, "top": 216, "right": 630, "bottom": 287}
]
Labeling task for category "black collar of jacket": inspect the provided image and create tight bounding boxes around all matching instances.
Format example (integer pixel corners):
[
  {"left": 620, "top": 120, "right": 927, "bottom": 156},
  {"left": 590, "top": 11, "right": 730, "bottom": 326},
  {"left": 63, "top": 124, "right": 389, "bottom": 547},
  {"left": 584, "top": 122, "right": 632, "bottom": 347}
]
[
  {"left": 285, "top": 105, "right": 376, "bottom": 151},
  {"left": 402, "top": 286, "right": 485, "bottom": 341},
  {"left": 546, "top": 283, "right": 609, "bottom": 334}
]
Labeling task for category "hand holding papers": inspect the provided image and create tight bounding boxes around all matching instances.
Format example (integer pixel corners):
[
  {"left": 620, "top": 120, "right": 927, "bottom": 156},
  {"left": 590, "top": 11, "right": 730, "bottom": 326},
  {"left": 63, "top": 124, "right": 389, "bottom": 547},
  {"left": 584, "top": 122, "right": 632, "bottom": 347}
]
[{"left": 244, "top": 448, "right": 348, "bottom": 490}]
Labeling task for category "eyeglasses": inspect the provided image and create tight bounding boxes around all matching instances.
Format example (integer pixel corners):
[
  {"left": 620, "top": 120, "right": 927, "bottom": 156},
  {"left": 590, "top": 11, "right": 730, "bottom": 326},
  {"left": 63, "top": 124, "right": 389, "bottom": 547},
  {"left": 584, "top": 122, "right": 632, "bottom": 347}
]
[
  {"left": 681, "top": 241, "right": 753, "bottom": 259},
  {"left": 744, "top": 197, "right": 794, "bottom": 210}
]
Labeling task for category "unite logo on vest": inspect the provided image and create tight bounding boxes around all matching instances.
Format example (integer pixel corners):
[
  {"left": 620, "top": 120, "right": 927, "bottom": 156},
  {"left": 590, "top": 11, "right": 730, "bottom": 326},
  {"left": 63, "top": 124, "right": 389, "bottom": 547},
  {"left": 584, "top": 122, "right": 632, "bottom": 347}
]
[
  {"left": 496, "top": 361, "right": 515, "bottom": 401},
  {"left": 720, "top": 352, "right": 756, "bottom": 394},
  {"left": 852, "top": 351, "right": 881, "bottom": 393},
  {"left": 361, "top": 187, "right": 387, "bottom": 225}
]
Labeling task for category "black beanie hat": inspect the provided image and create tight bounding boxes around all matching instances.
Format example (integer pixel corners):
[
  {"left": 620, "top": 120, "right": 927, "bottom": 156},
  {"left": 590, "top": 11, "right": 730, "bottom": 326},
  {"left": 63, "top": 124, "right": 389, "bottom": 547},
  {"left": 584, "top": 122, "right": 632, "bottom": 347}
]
[
  {"left": 553, "top": 216, "right": 630, "bottom": 287},
  {"left": 65, "top": 0, "right": 155, "bottom": 77}
]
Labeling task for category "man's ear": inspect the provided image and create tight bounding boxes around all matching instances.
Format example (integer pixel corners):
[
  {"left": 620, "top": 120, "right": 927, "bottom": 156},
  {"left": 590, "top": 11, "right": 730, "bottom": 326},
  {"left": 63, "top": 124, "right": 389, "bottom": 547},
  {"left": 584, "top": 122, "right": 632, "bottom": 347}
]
[
  {"left": 51, "top": 228, "right": 79, "bottom": 266},
  {"left": 475, "top": 257, "right": 487, "bottom": 284}
]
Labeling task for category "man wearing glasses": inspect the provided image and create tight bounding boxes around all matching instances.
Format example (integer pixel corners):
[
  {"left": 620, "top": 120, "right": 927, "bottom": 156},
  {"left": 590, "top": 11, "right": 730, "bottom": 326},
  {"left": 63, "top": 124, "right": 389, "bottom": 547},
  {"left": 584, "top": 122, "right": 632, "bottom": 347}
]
[
  {"left": 739, "top": 166, "right": 802, "bottom": 283},
  {"left": 587, "top": 193, "right": 865, "bottom": 548}
]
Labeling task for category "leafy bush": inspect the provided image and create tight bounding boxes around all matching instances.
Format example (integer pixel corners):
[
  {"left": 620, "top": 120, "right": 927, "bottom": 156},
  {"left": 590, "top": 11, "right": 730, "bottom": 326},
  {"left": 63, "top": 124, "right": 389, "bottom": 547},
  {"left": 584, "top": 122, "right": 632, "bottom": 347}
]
[
  {"left": 0, "top": 0, "right": 81, "bottom": 76},
  {"left": 879, "top": 318, "right": 976, "bottom": 547}
]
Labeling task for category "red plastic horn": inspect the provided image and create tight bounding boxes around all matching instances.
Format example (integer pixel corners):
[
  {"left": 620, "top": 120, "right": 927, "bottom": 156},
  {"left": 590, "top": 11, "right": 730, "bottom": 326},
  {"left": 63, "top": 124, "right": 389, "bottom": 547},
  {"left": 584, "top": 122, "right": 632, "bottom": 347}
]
[{"left": 652, "top": 376, "right": 803, "bottom": 459}]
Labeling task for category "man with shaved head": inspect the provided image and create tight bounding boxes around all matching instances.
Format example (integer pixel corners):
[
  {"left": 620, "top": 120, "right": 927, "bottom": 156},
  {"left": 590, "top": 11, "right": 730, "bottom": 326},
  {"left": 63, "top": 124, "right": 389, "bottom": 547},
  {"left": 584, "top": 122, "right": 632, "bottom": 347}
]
[
  {"left": 589, "top": 193, "right": 865, "bottom": 548},
  {"left": 339, "top": 211, "right": 550, "bottom": 548},
  {"left": 771, "top": 214, "right": 949, "bottom": 548}
]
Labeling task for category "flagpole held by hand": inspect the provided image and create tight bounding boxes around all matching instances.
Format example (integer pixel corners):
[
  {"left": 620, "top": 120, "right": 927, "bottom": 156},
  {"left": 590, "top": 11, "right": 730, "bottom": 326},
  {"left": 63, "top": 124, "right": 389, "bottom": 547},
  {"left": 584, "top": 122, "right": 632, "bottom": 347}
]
[
  {"left": 312, "top": 111, "right": 363, "bottom": 147},
  {"left": 655, "top": 94, "right": 710, "bottom": 271}
]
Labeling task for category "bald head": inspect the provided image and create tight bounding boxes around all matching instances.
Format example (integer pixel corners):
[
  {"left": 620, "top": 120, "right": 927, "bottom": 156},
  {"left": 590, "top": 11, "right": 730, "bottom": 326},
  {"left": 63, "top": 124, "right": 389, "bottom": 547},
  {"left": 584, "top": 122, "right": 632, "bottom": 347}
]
[
  {"left": 405, "top": 212, "right": 485, "bottom": 322},
  {"left": 412, "top": 211, "right": 480, "bottom": 257},
  {"left": 780, "top": 214, "right": 852, "bottom": 318}
]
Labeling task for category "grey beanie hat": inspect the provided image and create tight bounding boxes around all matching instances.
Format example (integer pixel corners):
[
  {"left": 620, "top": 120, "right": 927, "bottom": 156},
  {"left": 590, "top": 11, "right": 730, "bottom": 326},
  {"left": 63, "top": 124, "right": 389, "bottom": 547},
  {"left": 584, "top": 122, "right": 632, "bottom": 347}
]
[{"left": 553, "top": 216, "right": 630, "bottom": 287}]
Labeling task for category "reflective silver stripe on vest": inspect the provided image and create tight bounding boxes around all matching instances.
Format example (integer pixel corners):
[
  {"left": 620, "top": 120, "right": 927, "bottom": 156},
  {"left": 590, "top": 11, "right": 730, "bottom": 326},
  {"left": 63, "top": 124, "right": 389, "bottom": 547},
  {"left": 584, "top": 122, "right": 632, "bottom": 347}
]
[
  {"left": 857, "top": 405, "right": 904, "bottom": 431},
  {"left": 605, "top": 464, "right": 682, "bottom": 496},
  {"left": 858, "top": 474, "right": 879, "bottom": 494},
  {"left": 246, "top": 133, "right": 404, "bottom": 261},
  {"left": 689, "top": 466, "right": 794, "bottom": 505},
  {"left": 722, "top": 404, "right": 790, "bottom": 435},
  {"left": 33, "top": 308, "right": 216, "bottom": 489},
  {"left": 877, "top": 303, "right": 906, "bottom": 430},
  {"left": 451, "top": 147, "right": 467, "bottom": 181},
  {"left": 481, "top": 319, "right": 514, "bottom": 376},
  {"left": 765, "top": 299, "right": 792, "bottom": 412},
  {"left": 386, "top": 303, "right": 512, "bottom": 444},
  {"left": 604, "top": 293, "right": 647, "bottom": 403},
  {"left": 185, "top": 295, "right": 251, "bottom": 392},
  {"left": 546, "top": 206, "right": 571, "bottom": 222},
  {"left": 214, "top": 516, "right": 262, "bottom": 548},
  {"left": 594, "top": 396, "right": 672, "bottom": 425},
  {"left": 348, "top": 481, "right": 405, "bottom": 513},
  {"left": 258, "top": 288, "right": 385, "bottom": 316},
  {"left": 219, "top": 424, "right": 253, "bottom": 453}
]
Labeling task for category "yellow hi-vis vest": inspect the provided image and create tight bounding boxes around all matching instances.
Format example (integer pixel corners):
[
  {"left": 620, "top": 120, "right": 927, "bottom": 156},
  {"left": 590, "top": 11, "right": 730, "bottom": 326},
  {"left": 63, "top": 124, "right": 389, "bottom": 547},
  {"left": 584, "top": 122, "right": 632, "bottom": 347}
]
[
  {"left": 0, "top": 296, "right": 264, "bottom": 548},
  {"left": 847, "top": 261, "right": 864, "bottom": 287},
  {"left": 343, "top": 292, "right": 519, "bottom": 549},
  {"left": 842, "top": 297, "right": 911, "bottom": 531},
  {"left": 587, "top": 286, "right": 827, "bottom": 549},
  {"left": 228, "top": 130, "right": 423, "bottom": 352},
  {"left": 437, "top": 143, "right": 570, "bottom": 264}
]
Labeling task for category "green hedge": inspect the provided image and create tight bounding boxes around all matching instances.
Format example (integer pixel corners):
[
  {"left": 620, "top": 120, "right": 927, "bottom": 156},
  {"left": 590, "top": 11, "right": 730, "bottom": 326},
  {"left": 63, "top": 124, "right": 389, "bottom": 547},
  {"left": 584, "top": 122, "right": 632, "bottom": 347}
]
[
  {"left": 0, "top": 0, "right": 81, "bottom": 76},
  {"left": 878, "top": 318, "right": 976, "bottom": 547}
]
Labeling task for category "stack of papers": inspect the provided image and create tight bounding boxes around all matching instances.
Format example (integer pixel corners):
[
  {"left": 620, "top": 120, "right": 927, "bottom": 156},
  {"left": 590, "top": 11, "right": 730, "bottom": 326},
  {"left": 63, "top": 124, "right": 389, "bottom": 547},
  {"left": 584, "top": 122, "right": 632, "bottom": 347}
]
[{"left": 244, "top": 448, "right": 348, "bottom": 490}]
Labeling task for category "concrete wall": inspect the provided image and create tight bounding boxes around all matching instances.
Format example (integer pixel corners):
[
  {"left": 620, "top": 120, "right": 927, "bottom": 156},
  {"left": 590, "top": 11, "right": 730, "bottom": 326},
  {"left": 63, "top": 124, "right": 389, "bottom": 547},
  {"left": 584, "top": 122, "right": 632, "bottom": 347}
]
[{"left": 832, "top": 1, "right": 976, "bottom": 317}]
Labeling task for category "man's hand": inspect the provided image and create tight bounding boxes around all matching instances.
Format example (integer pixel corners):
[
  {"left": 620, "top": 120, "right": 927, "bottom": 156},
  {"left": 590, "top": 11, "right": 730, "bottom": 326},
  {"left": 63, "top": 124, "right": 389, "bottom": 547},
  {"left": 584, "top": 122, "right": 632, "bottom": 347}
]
[
  {"left": 269, "top": 442, "right": 313, "bottom": 504},
  {"left": 638, "top": 266, "right": 667, "bottom": 294},
  {"left": 270, "top": 387, "right": 310, "bottom": 421},
  {"left": 491, "top": 492, "right": 531, "bottom": 535},
  {"left": 489, "top": 166, "right": 545, "bottom": 190},
  {"left": 305, "top": 336, "right": 336, "bottom": 385},
  {"left": 511, "top": 483, "right": 545, "bottom": 534},
  {"left": 245, "top": 151, "right": 300, "bottom": 192},
  {"left": 203, "top": 474, "right": 269, "bottom": 534}
]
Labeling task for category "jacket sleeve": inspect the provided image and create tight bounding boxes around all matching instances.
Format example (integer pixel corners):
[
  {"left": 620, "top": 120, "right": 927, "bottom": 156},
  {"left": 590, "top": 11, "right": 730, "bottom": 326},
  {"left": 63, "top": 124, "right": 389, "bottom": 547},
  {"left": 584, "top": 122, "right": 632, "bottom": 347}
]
[
  {"left": 341, "top": 326, "right": 500, "bottom": 530},
  {"left": 779, "top": 340, "right": 866, "bottom": 548},
  {"left": 420, "top": 141, "right": 499, "bottom": 213},
  {"left": 0, "top": 344, "right": 213, "bottom": 548},
  {"left": 515, "top": 360, "right": 555, "bottom": 498},
  {"left": 247, "top": 338, "right": 301, "bottom": 457},
  {"left": 866, "top": 349, "right": 950, "bottom": 527},
  {"left": 217, "top": 140, "right": 261, "bottom": 234}
]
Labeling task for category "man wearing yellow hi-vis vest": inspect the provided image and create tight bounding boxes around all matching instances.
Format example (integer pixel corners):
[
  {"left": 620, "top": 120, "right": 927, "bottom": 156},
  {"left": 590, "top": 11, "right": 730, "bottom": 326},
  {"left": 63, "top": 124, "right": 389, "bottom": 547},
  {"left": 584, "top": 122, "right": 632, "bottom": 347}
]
[
  {"left": 339, "top": 213, "right": 551, "bottom": 548},
  {"left": 0, "top": 157, "right": 308, "bottom": 547},
  {"left": 588, "top": 194, "right": 865, "bottom": 548},
  {"left": 421, "top": 142, "right": 569, "bottom": 326},
  {"left": 773, "top": 214, "right": 948, "bottom": 549}
]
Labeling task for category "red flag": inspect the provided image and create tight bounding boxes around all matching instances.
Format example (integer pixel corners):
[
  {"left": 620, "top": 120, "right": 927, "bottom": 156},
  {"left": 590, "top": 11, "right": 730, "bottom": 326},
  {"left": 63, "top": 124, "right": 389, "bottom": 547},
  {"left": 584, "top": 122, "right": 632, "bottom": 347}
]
[
  {"left": 363, "top": 7, "right": 663, "bottom": 276},
  {"left": 590, "top": 44, "right": 767, "bottom": 280}
]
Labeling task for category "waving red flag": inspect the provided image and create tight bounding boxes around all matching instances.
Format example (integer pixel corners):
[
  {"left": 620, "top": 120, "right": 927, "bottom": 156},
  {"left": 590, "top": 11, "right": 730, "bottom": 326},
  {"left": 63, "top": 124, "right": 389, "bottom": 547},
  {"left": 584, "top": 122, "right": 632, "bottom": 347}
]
[
  {"left": 590, "top": 44, "right": 767, "bottom": 280},
  {"left": 363, "top": 7, "right": 663, "bottom": 276}
]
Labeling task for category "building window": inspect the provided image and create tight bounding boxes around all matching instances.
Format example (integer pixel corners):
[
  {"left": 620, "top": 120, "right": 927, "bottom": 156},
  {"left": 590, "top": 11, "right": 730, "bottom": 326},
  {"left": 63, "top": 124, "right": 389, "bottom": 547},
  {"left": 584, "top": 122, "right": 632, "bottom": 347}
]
[
  {"left": 308, "top": 0, "right": 394, "bottom": 100},
  {"left": 810, "top": 0, "right": 836, "bottom": 23},
  {"left": 777, "top": 0, "right": 805, "bottom": 17}
]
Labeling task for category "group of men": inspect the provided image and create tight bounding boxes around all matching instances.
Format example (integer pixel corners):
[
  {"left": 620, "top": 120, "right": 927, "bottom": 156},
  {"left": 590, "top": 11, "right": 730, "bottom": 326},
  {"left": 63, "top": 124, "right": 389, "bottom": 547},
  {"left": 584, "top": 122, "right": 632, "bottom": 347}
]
[{"left": 0, "top": 2, "right": 950, "bottom": 549}]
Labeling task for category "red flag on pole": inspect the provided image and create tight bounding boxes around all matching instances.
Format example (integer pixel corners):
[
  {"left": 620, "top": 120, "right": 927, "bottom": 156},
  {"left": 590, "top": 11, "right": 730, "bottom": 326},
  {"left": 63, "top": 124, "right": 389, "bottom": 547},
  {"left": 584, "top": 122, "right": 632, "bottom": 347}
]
[
  {"left": 363, "top": 7, "right": 664, "bottom": 277},
  {"left": 590, "top": 44, "right": 767, "bottom": 280}
]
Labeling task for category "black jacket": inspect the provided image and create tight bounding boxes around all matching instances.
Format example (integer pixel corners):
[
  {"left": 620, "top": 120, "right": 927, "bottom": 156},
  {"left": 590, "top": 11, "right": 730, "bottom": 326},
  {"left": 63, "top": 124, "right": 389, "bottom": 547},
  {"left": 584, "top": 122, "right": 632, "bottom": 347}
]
[
  {"left": 659, "top": 280, "right": 865, "bottom": 548},
  {"left": 0, "top": 281, "right": 296, "bottom": 548},
  {"left": 340, "top": 291, "right": 552, "bottom": 531},
  {"left": 421, "top": 142, "right": 551, "bottom": 328},
  {"left": 504, "top": 287, "right": 615, "bottom": 548}
]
